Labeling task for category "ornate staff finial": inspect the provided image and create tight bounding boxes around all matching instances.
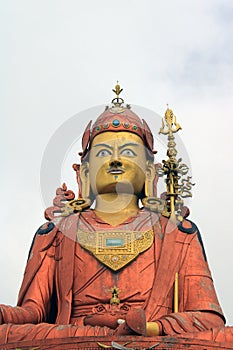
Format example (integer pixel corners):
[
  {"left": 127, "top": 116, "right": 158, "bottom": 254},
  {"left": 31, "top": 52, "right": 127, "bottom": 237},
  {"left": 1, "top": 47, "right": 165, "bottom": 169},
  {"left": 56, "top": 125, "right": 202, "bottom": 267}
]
[
  {"left": 159, "top": 106, "right": 182, "bottom": 135},
  {"left": 157, "top": 106, "right": 194, "bottom": 222}
]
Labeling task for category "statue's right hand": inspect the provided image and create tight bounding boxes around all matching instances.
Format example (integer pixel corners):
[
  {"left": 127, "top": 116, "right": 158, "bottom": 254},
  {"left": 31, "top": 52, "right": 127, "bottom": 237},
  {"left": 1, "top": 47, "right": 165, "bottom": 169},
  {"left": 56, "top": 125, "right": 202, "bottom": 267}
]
[{"left": 84, "top": 313, "right": 123, "bottom": 329}]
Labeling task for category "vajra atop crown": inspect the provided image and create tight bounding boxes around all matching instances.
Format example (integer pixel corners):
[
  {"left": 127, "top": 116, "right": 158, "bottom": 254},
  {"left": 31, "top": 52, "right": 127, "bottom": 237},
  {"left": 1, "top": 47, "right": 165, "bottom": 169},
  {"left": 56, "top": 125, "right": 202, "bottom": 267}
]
[
  {"left": 105, "top": 82, "right": 131, "bottom": 113},
  {"left": 112, "top": 82, "right": 124, "bottom": 106}
]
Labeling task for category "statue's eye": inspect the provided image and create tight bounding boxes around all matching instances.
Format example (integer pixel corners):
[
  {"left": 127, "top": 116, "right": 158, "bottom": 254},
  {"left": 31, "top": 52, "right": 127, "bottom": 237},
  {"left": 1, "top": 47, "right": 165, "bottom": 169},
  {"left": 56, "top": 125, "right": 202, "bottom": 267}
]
[
  {"left": 96, "top": 149, "right": 112, "bottom": 157},
  {"left": 120, "top": 149, "right": 136, "bottom": 157}
]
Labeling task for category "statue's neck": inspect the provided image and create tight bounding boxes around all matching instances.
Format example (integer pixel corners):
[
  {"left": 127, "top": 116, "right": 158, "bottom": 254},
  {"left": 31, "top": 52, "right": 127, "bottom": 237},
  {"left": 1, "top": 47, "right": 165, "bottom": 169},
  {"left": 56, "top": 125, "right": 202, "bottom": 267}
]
[{"left": 94, "top": 193, "right": 140, "bottom": 226}]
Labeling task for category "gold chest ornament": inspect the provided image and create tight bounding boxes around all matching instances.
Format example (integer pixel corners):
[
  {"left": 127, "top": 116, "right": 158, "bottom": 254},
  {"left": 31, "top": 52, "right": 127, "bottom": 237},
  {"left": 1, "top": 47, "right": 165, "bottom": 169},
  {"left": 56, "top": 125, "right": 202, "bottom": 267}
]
[{"left": 76, "top": 229, "right": 154, "bottom": 271}]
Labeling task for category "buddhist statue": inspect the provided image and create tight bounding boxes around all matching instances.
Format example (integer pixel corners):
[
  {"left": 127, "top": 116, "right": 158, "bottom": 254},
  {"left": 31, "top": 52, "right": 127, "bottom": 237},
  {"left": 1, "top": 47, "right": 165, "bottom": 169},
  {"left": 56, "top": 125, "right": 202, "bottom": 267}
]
[{"left": 0, "top": 85, "right": 232, "bottom": 349}]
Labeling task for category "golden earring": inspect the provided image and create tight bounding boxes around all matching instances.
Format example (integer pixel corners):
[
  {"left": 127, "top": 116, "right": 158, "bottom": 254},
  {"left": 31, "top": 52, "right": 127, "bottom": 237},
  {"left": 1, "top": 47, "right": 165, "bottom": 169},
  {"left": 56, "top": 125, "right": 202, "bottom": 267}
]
[
  {"left": 142, "top": 163, "right": 165, "bottom": 213},
  {"left": 61, "top": 163, "right": 92, "bottom": 216}
]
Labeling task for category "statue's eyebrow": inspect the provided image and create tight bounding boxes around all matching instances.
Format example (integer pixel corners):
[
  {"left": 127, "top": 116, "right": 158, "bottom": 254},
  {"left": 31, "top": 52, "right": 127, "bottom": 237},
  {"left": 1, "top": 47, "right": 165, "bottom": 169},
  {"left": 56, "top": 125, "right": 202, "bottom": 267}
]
[
  {"left": 93, "top": 142, "right": 139, "bottom": 150},
  {"left": 119, "top": 142, "right": 139, "bottom": 150},
  {"left": 93, "top": 143, "right": 113, "bottom": 149}
]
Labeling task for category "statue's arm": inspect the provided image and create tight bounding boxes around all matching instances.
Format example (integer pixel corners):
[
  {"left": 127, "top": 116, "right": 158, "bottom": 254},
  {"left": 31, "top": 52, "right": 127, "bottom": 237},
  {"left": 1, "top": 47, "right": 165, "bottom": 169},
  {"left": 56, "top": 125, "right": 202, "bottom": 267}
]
[
  {"left": 156, "top": 223, "right": 225, "bottom": 335},
  {"left": 0, "top": 224, "right": 57, "bottom": 325}
]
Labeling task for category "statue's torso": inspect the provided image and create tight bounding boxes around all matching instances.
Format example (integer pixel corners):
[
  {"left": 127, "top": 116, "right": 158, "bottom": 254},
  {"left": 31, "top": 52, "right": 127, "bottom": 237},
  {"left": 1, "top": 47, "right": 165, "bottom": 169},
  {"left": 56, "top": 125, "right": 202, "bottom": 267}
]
[{"left": 70, "top": 209, "right": 158, "bottom": 325}]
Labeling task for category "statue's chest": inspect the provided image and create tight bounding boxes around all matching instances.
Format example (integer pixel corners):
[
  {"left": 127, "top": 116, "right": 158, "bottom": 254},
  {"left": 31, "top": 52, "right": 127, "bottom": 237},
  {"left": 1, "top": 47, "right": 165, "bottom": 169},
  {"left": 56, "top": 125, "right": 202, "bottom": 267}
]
[
  {"left": 76, "top": 228, "right": 154, "bottom": 271},
  {"left": 72, "top": 235, "right": 155, "bottom": 306}
]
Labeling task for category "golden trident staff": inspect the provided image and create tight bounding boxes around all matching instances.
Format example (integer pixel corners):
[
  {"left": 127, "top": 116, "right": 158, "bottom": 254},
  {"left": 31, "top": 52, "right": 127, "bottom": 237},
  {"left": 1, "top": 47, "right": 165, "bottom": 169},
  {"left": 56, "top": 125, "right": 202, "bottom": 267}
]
[
  {"left": 157, "top": 106, "right": 194, "bottom": 222},
  {"left": 158, "top": 107, "right": 194, "bottom": 313},
  {"left": 174, "top": 272, "right": 179, "bottom": 313}
]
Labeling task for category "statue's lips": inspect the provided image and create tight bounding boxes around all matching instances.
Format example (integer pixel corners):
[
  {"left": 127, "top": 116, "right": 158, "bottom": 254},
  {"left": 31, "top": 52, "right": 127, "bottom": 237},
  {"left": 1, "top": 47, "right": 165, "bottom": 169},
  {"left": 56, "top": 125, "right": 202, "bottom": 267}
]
[{"left": 107, "top": 168, "right": 125, "bottom": 175}]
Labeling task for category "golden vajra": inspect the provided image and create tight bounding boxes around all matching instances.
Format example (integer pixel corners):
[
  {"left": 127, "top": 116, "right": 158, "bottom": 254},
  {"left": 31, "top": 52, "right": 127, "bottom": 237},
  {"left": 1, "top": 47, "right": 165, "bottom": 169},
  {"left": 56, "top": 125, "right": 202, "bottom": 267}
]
[
  {"left": 112, "top": 81, "right": 123, "bottom": 98},
  {"left": 111, "top": 81, "right": 124, "bottom": 107},
  {"left": 110, "top": 286, "right": 121, "bottom": 305}
]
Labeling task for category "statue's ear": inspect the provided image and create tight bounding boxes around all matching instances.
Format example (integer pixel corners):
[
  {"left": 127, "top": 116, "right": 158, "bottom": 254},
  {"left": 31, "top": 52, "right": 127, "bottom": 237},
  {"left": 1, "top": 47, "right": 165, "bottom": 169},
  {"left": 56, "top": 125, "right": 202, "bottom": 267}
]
[
  {"left": 145, "top": 160, "right": 156, "bottom": 197},
  {"left": 80, "top": 161, "right": 90, "bottom": 199}
]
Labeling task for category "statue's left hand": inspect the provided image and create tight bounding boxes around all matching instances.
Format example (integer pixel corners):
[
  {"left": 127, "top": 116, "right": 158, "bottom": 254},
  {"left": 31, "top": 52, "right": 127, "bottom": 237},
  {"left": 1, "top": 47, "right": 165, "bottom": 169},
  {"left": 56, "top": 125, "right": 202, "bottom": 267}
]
[
  {"left": 146, "top": 322, "right": 161, "bottom": 336},
  {"left": 116, "top": 309, "right": 161, "bottom": 336},
  {"left": 114, "top": 308, "right": 147, "bottom": 336}
]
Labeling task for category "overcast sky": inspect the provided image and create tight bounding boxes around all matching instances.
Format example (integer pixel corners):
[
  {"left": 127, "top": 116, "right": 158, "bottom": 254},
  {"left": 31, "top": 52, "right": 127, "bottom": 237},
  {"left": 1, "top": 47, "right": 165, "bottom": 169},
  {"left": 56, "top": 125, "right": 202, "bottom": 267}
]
[{"left": 1, "top": 0, "right": 233, "bottom": 325}]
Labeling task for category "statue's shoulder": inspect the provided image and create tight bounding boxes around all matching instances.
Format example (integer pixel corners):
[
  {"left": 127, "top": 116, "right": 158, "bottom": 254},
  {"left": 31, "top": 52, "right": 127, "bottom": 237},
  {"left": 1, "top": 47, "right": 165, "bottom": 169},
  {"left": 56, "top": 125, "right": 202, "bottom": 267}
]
[
  {"left": 178, "top": 218, "right": 207, "bottom": 261},
  {"left": 36, "top": 221, "right": 56, "bottom": 235},
  {"left": 27, "top": 220, "right": 62, "bottom": 261},
  {"left": 177, "top": 218, "right": 199, "bottom": 234}
]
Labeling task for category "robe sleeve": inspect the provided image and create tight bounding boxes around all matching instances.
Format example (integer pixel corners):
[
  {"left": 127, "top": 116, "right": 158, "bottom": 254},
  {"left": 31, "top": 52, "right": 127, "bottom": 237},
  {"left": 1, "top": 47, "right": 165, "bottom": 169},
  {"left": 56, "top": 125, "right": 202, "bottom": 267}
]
[
  {"left": 157, "top": 223, "right": 225, "bottom": 335},
  {"left": 0, "top": 225, "right": 58, "bottom": 325}
]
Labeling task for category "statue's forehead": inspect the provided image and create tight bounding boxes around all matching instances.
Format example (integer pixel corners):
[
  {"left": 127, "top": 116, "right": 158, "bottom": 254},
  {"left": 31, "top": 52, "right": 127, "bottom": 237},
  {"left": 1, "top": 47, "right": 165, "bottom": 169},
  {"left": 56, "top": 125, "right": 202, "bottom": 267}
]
[{"left": 91, "top": 131, "right": 144, "bottom": 146}]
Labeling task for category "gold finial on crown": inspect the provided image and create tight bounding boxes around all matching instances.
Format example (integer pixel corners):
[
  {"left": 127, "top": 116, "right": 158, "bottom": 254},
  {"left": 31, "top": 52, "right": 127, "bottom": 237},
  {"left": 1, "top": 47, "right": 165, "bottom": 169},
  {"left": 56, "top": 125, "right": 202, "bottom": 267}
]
[
  {"left": 112, "top": 81, "right": 123, "bottom": 97},
  {"left": 111, "top": 81, "right": 124, "bottom": 107}
]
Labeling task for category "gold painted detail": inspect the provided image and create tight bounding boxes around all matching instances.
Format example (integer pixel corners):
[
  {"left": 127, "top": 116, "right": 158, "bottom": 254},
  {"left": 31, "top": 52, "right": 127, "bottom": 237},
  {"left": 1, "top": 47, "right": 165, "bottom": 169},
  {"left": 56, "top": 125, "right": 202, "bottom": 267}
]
[
  {"left": 174, "top": 272, "right": 179, "bottom": 313},
  {"left": 142, "top": 197, "right": 165, "bottom": 213},
  {"left": 110, "top": 286, "right": 121, "bottom": 305},
  {"left": 76, "top": 229, "right": 154, "bottom": 271},
  {"left": 61, "top": 198, "right": 91, "bottom": 216},
  {"left": 112, "top": 82, "right": 123, "bottom": 98},
  {"left": 159, "top": 107, "right": 182, "bottom": 135},
  {"left": 110, "top": 81, "right": 125, "bottom": 114}
]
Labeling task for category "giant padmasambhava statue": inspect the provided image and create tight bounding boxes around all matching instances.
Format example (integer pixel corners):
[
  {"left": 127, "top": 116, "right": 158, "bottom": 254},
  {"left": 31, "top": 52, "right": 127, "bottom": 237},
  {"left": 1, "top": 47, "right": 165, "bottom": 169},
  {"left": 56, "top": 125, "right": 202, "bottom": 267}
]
[{"left": 0, "top": 85, "right": 232, "bottom": 348}]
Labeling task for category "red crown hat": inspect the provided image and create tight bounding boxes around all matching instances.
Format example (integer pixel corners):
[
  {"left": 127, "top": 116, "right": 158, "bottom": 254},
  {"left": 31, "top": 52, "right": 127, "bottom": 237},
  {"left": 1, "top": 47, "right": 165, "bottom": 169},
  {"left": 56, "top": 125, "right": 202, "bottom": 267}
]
[{"left": 79, "top": 84, "right": 157, "bottom": 160}]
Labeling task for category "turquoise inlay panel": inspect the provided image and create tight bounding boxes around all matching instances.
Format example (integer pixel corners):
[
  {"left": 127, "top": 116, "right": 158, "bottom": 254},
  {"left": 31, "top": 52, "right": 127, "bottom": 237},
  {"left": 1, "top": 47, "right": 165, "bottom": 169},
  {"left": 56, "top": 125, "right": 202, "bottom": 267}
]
[{"left": 106, "top": 238, "right": 124, "bottom": 246}]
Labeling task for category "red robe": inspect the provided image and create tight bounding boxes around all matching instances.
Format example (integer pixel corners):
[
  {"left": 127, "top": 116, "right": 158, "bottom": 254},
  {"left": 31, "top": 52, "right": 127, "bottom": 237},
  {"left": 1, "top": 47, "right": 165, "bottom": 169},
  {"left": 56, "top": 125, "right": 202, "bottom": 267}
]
[{"left": 0, "top": 209, "right": 228, "bottom": 343}]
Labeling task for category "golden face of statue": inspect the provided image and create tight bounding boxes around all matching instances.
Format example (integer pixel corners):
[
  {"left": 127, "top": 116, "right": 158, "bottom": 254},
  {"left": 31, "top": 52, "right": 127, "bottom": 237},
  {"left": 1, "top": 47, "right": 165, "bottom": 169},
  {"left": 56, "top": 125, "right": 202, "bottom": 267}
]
[{"left": 89, "top": 131, "right": 147, "bottom": 197}]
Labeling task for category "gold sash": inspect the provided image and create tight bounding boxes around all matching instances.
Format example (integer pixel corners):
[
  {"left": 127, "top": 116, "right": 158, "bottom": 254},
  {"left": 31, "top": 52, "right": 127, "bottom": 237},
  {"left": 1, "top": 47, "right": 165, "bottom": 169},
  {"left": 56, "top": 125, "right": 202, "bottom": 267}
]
[{"left": 76, "top": 229, "right": 154, "bottom": 271}]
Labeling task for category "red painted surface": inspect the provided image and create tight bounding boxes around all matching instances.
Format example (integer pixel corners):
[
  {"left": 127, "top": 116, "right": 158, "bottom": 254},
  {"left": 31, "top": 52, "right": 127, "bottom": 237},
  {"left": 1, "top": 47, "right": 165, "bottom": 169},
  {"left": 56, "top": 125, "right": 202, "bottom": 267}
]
[{"left": 1, "top": 335, "right": 232, "bottom": 350}]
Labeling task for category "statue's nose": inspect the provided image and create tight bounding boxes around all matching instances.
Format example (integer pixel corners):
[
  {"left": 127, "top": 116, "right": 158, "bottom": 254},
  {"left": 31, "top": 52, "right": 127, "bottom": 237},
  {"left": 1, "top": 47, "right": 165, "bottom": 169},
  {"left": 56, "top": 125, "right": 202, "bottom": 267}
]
[{"left": 109, "top": 160, "right": 122, "bottom": 168}]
